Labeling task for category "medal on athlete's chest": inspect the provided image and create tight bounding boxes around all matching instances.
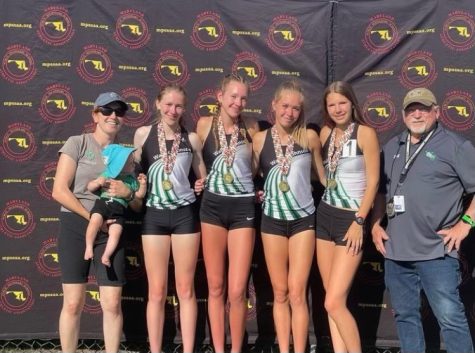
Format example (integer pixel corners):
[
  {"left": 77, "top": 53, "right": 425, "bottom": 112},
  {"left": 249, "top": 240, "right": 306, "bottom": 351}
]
[
  {"left": 271, "top": 126, "right": 294, "bottom": 194},
  {"left": 326, "top": 178, "right": 337, "bottom": 190},
  {"left": 218, "top": 117, "right": 239, "bottom": 185},
  {"left": 279, "top": 180, "right": 290, "bottom": 193},
  {"left": 223, "top": 171, "right": 234, "bottom": 184},
  {"left": 157, "top": 122, "right": 181, "bottom": 192},
  {"left": 162, "top": 179, "right": 173, "bottom": 191}
]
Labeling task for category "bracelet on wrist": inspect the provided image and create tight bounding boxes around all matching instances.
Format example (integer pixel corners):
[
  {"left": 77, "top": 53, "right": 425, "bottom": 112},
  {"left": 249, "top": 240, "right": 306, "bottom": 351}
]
[{"left": 460, "top": 214, "right": 475, "bottom": 228}]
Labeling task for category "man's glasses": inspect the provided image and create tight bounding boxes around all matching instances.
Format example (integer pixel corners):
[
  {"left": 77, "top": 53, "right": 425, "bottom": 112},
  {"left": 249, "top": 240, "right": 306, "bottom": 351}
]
[{"left": 98, "top": 107, "right": 126, "bottom": 117}]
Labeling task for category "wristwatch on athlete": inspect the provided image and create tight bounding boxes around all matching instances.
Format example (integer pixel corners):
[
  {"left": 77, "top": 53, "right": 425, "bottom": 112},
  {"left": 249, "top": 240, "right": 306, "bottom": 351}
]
[{"left": 355, "top": 213, "right": 365, "bottom": 226}]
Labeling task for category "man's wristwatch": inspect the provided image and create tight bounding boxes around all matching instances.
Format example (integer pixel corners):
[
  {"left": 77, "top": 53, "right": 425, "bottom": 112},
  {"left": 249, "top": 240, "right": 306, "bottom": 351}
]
[
  {"left": 461, "top": 214, "right": 475, "bottom": 228},
  {"left": 355, "top": 213, "right": 365, "bottom": 226}
]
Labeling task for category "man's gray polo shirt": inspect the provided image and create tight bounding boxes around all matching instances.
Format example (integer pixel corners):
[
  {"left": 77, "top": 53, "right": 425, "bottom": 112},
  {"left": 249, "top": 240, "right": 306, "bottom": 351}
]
[{"left": 380, "top": 123, "right": 475, "bottom": 261}]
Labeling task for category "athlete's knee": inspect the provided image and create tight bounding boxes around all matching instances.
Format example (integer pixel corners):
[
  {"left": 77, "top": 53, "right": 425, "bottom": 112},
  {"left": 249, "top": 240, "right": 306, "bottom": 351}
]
[
  {"left": 228, "top": 286, "right": 246, "bottom": 304},
  {"left": 288, "top": 285, "right": 307, "bottom": 307},
  {"left": 62, "top": 299, "right": 84, "bottom": 316},
  {"left": 100, "top": 296, "right": 122, "bottom": 314},
  {"left": 176, "top": 281, "right": 195, "bottom": 301},
  {"left": 207, "top": 282, "right": 225, "bottom": 300},
  {"left": 148, "top": 287, "right": 167, "bottom": 306},
  {"left": 324, "top": 295, "right": 346, "bottom": 316},
  {"left": 273, "top": 287, "right": 289, "bottom": 305}
]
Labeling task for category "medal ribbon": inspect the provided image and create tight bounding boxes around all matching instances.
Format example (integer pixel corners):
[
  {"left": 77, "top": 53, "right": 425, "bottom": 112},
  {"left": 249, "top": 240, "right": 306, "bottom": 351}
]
[
  {"left": 157, "top": 121, "right": 181, "bottom": 175},
  {"left": 327, "top": 122, "right": 355, "bottom": 174},
  {"left": 271, "top": 126, "right": 294, "bottom": 176},
  {"left": 217, "top": 116, "right": 239, "bottom": 168}
]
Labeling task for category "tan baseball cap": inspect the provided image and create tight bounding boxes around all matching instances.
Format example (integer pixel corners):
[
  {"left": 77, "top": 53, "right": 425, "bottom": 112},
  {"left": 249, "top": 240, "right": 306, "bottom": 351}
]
[{"left": 402, "top": 88, "right": 437, "bottom": 110}]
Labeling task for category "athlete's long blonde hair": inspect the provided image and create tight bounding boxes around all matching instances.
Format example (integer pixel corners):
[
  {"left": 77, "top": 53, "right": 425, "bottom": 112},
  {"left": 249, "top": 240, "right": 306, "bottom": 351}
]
[{"left": 273, "top": 79, "right": 308, "bottom": 148}]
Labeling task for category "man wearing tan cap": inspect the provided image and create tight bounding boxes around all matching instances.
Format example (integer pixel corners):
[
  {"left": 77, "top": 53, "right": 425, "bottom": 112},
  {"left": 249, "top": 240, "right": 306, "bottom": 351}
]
[{"left": 371, "top": 87, "right": 475, "bottom": 352}]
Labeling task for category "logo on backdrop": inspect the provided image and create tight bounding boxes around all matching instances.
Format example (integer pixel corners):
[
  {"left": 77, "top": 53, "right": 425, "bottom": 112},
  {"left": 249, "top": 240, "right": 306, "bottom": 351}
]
[
  {"left": 37, "top": 6, "right": 75, "bottom": 46},
  {"left": 37, "top": 161, "right": 57, "bottom": 200},
  {"left": 120, "top": 88, "right": 151, "bottom": 127},
  {"left": 125, "top": 241, "right": 145, "bottom": 280},
  {"left": 114, "top": 9, "right": 151, "bottom": 49},
  {"left": 232, "top": 52, "right": 266, "bottom": 91},
  {"left": 193, "top": 88, "right": 218, "bottom": 123},
  {"left": 441, "top": 11, "right": 475, "bottom": 51},
  {"left": 0, "top": 276, "right": 34, "bottom": 314},
  {"left": 362, "top": 92, "right": 397, "bottom": 132},
  {"left": 399, "top": 50, "right": 437, "bottom": 88},
  {"left": 191, "top": 11, "right": 227, "bottom": 51},
  {"left": 39, "top": 84, "right": 76, "bottom": 124},
  {"left": 440, "top": 90, "right": 474, "bottom": 131},
  {"left": 76, "top": 44, "right": 113, "bottom": 84},
  {"left": 356, "top": 261, "right": 385, "bottom": 286},
  {"left": 362, "top": 14, "right": 399, "bottom": 54},
  {"left": 1, "top": 200, "right": 36, "bottom": 239},
  {"left": 84, "top": 279, "right": 101, "bottom": 314},
  {"left": 1, "top": 122, "right": 37, "bottom": 162},
  {"left": 154, "top": 50, "right": 190, "bottom": 86},
  {"left": 1, "top": 44, "right": 37, "bottom": 84},
  {"left": 36, "top": 238, "right": 60, "bottom": 277},
  {"left": 267, "top": 15, "right": 303, "bottom": 55}
]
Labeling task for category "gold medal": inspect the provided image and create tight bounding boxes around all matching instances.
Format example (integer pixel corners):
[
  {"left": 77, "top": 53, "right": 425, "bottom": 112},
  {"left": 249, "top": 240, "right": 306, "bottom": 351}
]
[
  {"left": 162, "top": 179, "right": 173, "bottom": 191},
  {"left": 327, "top": 178, "right": 337, "bottom": 190},
  {"left": 223, "top": 172, "right": 234, "bottom": 184},
  {"left": 279, "top": 180, "right": 290, "bottom": 193}
]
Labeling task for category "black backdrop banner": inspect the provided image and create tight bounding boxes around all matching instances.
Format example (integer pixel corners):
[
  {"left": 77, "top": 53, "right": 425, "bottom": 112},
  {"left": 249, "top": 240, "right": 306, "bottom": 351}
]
[{"left": 1, "top": 0, "right": 474, "bottom": 348}]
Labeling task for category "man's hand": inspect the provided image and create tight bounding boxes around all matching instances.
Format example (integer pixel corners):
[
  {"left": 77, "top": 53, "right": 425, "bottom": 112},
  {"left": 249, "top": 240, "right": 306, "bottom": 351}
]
[
  {"left": 437, "top": 221, "right": 471, "bottom": 252},
  {"left": 372, "top": 223, "right": 389, "bottom": 255}
]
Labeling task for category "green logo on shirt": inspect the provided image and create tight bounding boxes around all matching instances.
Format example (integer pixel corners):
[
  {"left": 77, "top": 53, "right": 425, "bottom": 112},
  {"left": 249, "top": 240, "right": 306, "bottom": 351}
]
[
  {"left": 85, "top": 150, "right": 95, "bottom": 160},
  {"left": 425, "top": 151, "right": 436, "bottom": 161}
]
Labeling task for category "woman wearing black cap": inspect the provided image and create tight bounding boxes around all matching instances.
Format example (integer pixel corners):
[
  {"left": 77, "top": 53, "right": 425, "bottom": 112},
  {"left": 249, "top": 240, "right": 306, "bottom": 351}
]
[{"left": 52, "top": 92, "right": 135, "bottom": 352}]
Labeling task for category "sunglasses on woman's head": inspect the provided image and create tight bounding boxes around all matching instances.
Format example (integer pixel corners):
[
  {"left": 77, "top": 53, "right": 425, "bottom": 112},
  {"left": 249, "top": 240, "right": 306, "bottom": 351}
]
[{"left": 98, "top": 107, "right": 126, "bottom": 117}]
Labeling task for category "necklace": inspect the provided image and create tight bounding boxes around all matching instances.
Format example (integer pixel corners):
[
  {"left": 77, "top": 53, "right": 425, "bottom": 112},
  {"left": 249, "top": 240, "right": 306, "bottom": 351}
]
[
  {"left": 157, "top": 121, "right": 181, "bottom": 191},
  {"left": 326, "top": 122, "right": 355, "bottom": 189},
  {"left": 217, "top": 116, "right": 239, "bottom": 184},
  {"left": 271, "top": 126, "right": 294, "bottom": 193}
]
